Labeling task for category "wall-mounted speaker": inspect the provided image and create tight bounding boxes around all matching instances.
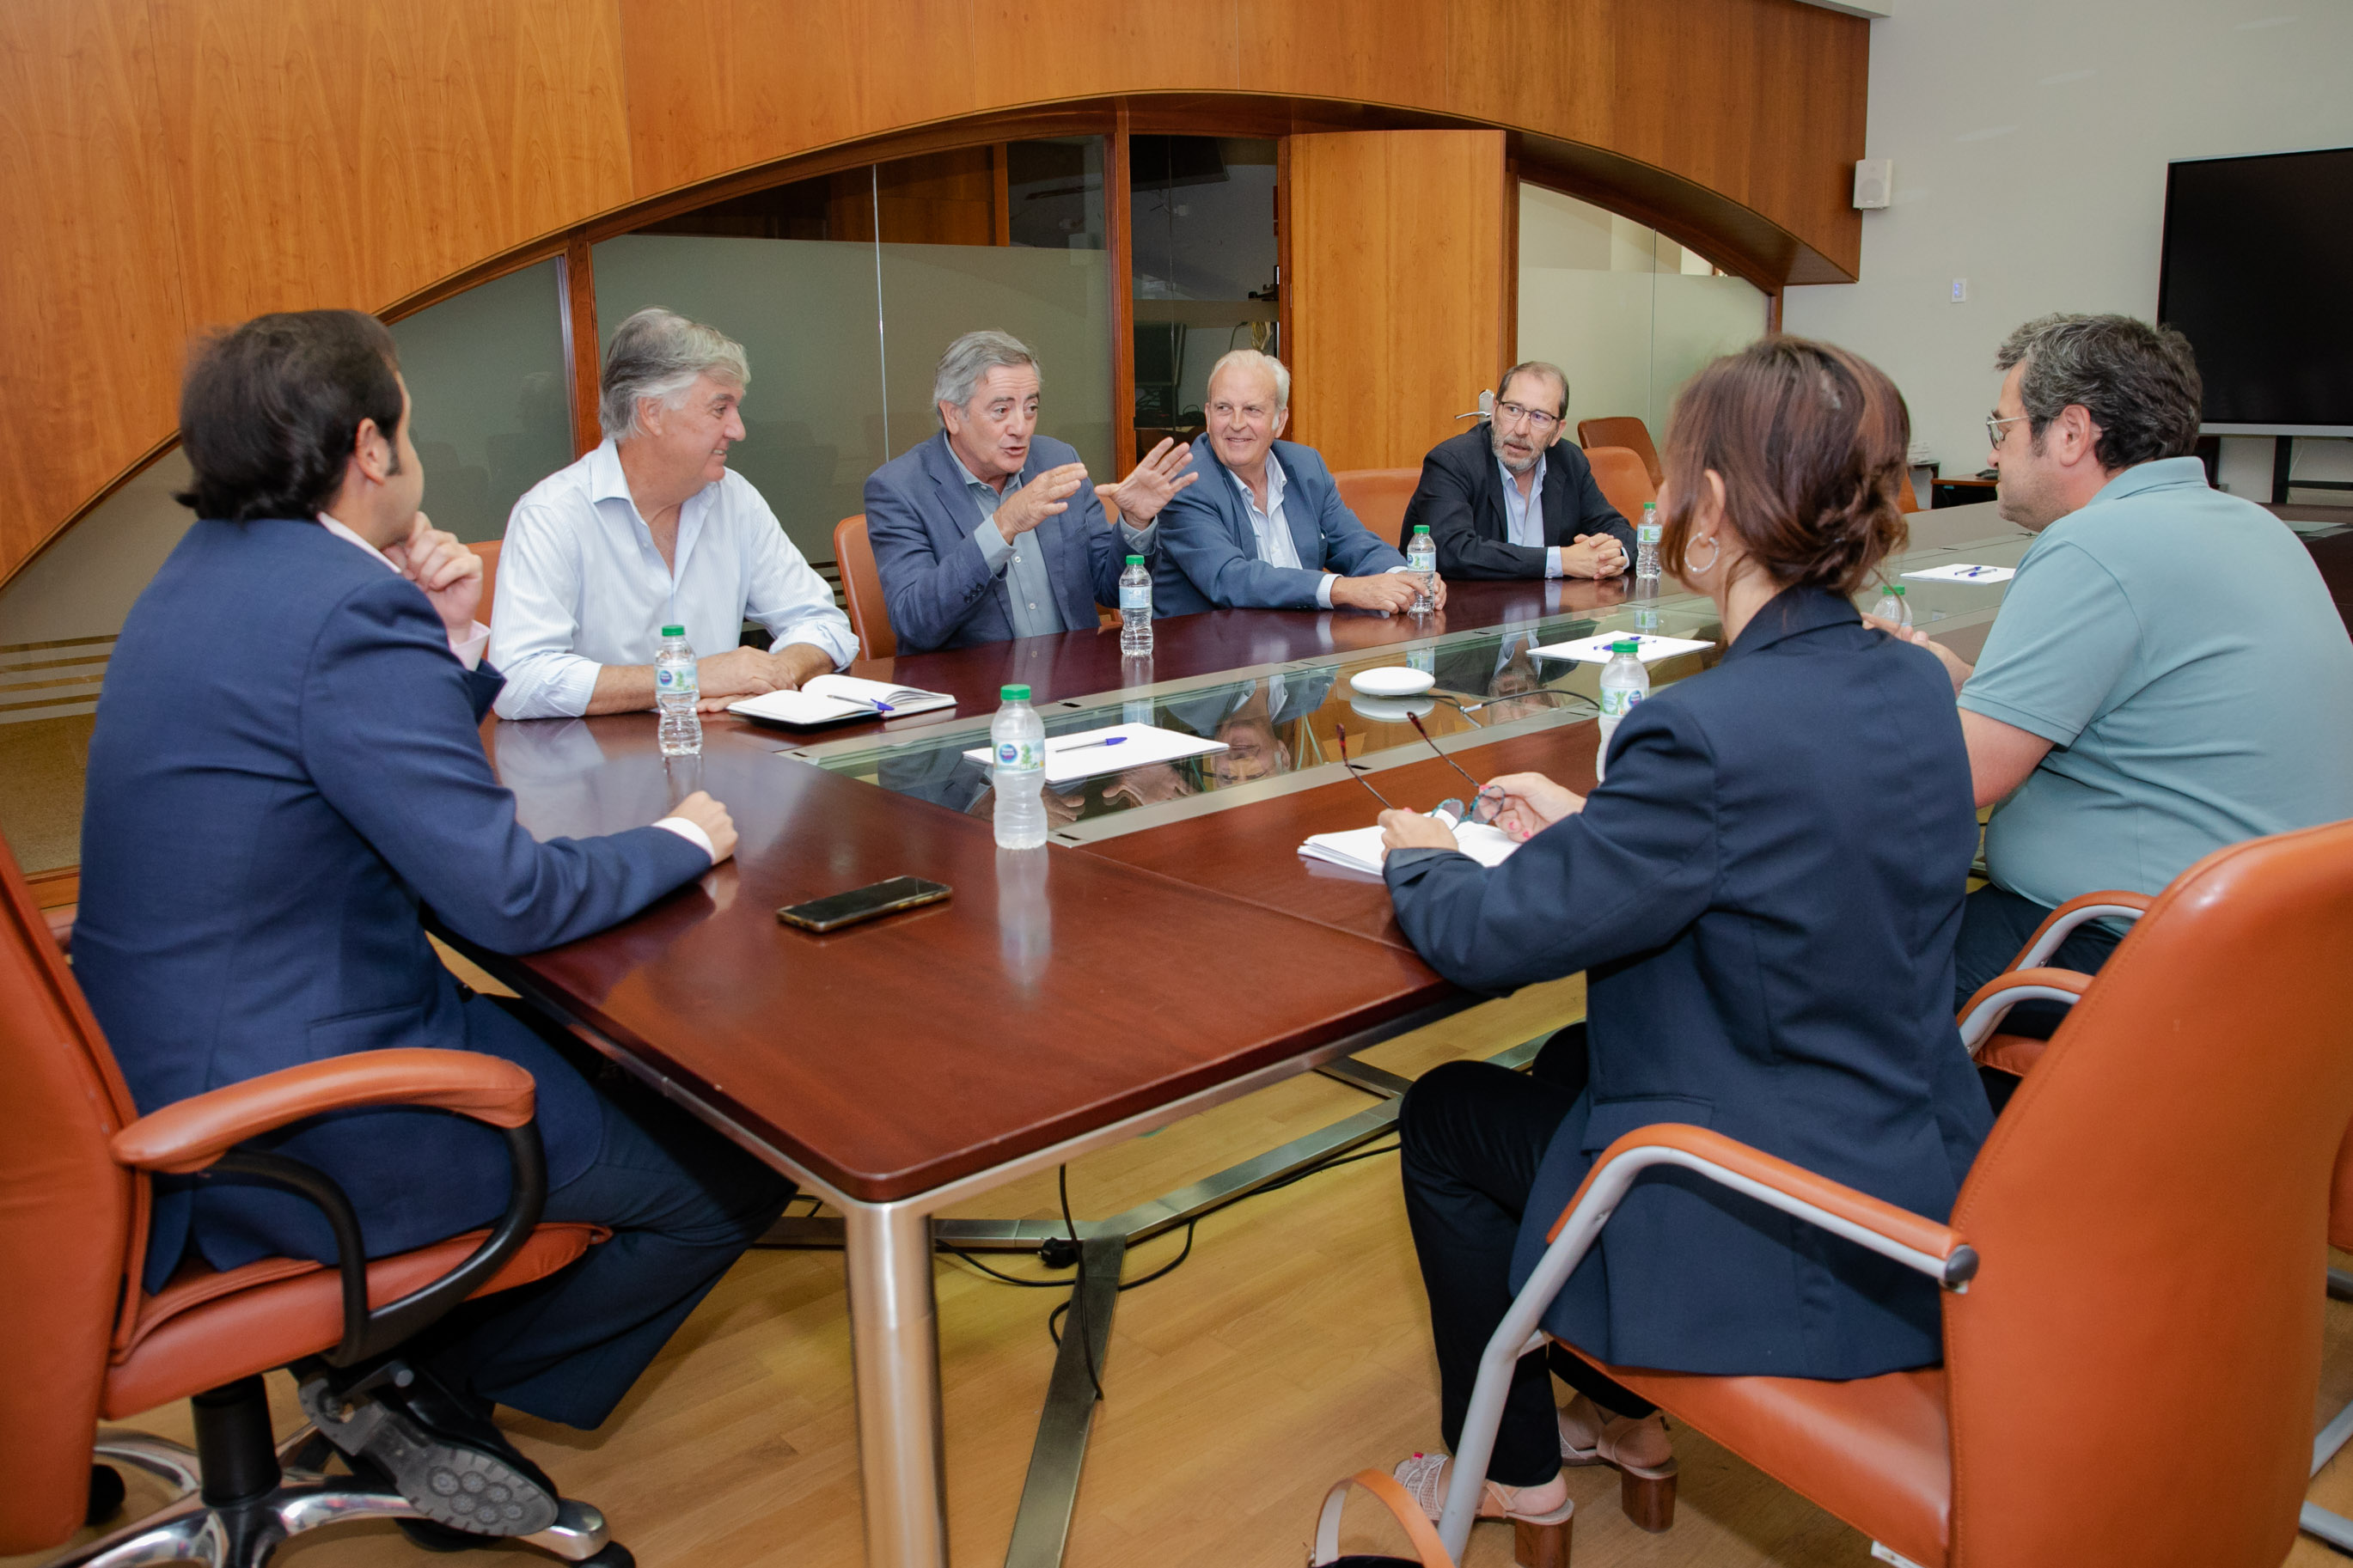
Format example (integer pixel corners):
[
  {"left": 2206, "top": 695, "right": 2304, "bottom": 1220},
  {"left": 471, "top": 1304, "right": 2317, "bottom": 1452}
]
[{"left": 1853, "top": 159, "right": 1892, "bottom": 210}]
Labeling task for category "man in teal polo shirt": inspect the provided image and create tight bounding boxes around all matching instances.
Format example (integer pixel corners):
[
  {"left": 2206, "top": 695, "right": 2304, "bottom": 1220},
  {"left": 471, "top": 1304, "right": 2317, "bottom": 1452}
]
[{"left": 1890, "top": 314, "right": 2353, "bottom": 1043}]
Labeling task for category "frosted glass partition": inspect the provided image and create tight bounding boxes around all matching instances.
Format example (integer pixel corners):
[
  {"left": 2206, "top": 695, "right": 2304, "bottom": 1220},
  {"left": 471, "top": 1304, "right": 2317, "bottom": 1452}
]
[
  {"left": 592, "top": 234, "right": 890, "bottom": 564},
  {"left": 388, "top": 260, "right": 573, "bottom": 545},
  {"left": 879, "top": 244, "right": 1114, "bottom": 480},
  {"left": 1517, "top": 184, "right": 1767, "bottom": 455}
]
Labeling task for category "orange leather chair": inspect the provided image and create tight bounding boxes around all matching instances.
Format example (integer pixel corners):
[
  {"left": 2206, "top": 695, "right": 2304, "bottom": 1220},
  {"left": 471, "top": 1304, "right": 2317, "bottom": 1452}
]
[
  {"left": 1434, "top": 818, "right": 2353, "bottom": 1568},
  {"left": 1898, "top": 468, "right": 1922, "bottom": 514},
  {"left": 468, "top": 539, "right": 501, "bottom": 626},
  {"left": 833, "top": 514, "right": 895, "bottom": 662},
  {"left": 0, "top": 835, "right": 622, "bottom": 1567},
  {"left": 1582, "top": 446, "right": 1657, "bottom": 526},
  {"left": 1333, "top": 469, "right": 1424, "bottom": 550},
  {"left": 1574, "top": 418, "right": 1662, "bottom": 488}
]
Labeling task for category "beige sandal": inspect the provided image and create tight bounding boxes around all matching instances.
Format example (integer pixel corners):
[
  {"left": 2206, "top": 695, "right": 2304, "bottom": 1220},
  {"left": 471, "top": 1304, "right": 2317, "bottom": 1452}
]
[
  {"left": 1391, "top": 1451, "right": 1573, "bottom": 1568},
  {"left": 1558, "top": 1397, "right": 1678, "bottom": 1532}
]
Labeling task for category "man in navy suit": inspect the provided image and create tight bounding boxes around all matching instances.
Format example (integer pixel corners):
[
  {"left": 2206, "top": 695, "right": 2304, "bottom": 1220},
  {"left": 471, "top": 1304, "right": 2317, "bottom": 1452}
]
[
  {"left": 866, "top": 329, "right": 1199, "bottom": 652},
  {"left": 1403, "top": 361, "right": 1636, "bottom": 580},
  {"left": 76, "top": 311, "right": 791, "bottom": 1544},
  {"left": 1155, "top": 350, "right": 1445, "bottom": 617}
]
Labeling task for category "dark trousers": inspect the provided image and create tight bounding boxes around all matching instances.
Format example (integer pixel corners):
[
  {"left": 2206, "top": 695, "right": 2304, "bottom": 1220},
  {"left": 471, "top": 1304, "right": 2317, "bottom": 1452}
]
[
  {"left": 1398, "top": 1030, "right": 1651, "bottom": 1489},
  {"left": 1954, "top": 884, "right": 2123, "bottom": 1113},
  {"left": 416, "top": 1022, "right": 794, "bottom": 1429}
]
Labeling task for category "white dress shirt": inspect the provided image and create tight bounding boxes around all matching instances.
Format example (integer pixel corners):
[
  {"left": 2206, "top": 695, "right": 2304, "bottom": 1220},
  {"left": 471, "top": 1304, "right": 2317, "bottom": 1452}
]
[
  {"left": 488, "top": 441, "right": 858, "bottom": 721},
  {"left": 318, "top": 510, "right": 711, "bottom": 861},
  {"left": 1225, "top": 460, "right": 1337, "bottom": 609},
  {"left": 1495, "top": 455, "right": 1566, "bottom": 579}
]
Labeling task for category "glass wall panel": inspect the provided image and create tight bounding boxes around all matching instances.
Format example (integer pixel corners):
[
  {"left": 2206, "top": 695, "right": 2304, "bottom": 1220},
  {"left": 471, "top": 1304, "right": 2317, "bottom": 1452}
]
[
  {"left": 1130, "top": 137, "right": 1280, "bottom": 451},
  {"left": 388, "top": 259, "right": 574, "bottom": 545},
  {"left": 1516, "top": 184, "right": 1766, "bottom": 451},
  {"left": 591, "top": 232, "right": 890, "bottom": 564}
]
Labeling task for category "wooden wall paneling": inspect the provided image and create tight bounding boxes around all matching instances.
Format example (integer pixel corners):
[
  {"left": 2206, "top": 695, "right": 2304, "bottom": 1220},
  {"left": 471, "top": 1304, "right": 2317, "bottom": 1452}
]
[
  {"left": 1108, "top": 106, "right": 1138, "bottom": 478},
  {"left": 967, "top": 1, "right": 1239, "bottom": 104},
  {"left": 562, "top": 235, "right": 602, "bottom": 456},
  {"left": 990, "top": 143, "right": 1012, "bottom": 247},
  {"left": 1240, "top": 0, "right": 1446, "bottom": 109},
  {"left": 1274, "top": 134, "right": 1294, "bottom": 442},
  {"left": 1443, "top": 0, "right": 1617, "bottom": 152},
  {"left": 1287, "top": 131, "right": 1507, "bottom": 474},
  {"left": 0, "top": 0, "right": 190, "bottom": 583}
]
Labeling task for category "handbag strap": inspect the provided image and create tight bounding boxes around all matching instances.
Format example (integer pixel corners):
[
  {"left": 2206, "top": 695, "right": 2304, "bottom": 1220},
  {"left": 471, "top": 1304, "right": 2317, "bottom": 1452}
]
[{"left": 1311, "top": 1469, "right": 1455, "bottom": 1567}]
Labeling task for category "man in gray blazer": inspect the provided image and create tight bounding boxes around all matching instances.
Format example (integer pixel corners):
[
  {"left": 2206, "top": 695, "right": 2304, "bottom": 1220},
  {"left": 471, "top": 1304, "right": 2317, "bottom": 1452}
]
[
  {"left": 866, "top": 331, "right": 1196, "bottom": 652},
  {"left": 1155, "top": 350, "right": 1446, "bottom": 617}
]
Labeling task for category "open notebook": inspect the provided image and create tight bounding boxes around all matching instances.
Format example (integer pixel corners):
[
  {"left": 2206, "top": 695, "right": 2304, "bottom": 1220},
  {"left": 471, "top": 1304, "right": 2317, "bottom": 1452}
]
[
  {"left": 959, "top": 723, "right": 1227, "bottom": 787},
  {"left": 727, "top": 674, "right": 955, "bottom": 728},
  {"left": 1298, "top": 819, "right": 1521, "bottom": 877}
]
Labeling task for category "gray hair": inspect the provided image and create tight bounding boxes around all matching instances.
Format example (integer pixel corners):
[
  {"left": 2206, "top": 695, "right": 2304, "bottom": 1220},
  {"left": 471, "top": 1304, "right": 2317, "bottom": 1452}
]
[
  {"left": 1207, "top": 348, "right": 1290, "bottom": 412},
  {"left": 933, "top": 331, "right": 1039, "bottom": 420},
  {"left": 599, "top": 308, "right": 750, "bottom": 442},
  {"left": 1994, "top": 314, "right": 2202, "bottom": 472},
  {"left": 1498, "top": 360, "right": 1570, "bottom": 419}
]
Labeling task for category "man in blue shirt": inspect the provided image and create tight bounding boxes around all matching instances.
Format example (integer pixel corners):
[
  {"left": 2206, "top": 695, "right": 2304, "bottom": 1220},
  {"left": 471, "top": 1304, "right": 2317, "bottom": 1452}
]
[{"left": 1885, "top": 314, "right": 2353, "bottom": 1043}]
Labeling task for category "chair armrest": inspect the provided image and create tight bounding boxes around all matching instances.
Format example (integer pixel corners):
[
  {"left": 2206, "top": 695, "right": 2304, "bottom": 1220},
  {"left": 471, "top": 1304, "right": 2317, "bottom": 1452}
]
[
  {"left": 2007, "top": 890, "right": 2150, "bottom": 972},
  {"left": 1545, "top": 1123, "right": 1972, "bottom": 1289},
  {"left": 112, "top": 1049, "right": 537, "bottom": 1175},
  {"left": 1955, "top": 966, "right": 2092, "bottom": 1055}
]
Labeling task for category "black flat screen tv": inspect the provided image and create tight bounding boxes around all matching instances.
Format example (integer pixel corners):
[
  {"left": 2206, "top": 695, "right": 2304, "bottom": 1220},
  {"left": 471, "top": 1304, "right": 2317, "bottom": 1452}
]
[{"left": 2157, "top": 146, "right": 2353, "bottom": 433}]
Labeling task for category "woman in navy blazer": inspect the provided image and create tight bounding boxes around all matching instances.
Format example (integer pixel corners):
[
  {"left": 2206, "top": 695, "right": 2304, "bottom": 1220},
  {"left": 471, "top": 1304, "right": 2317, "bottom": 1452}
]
[{"left": 1373, "top": 339, "right": 1990, "bottom": 1529}]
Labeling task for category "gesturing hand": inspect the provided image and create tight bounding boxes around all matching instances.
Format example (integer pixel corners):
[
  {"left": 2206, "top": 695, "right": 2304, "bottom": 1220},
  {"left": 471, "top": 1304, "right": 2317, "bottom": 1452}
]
[
  {"left": 383, "top": 513, "right": 482, "bottom": 637},
  {"left": 995, "top": 463, "right": 1090, "bottom": 539},
  {"left": 1094, "top": 436, "right": 1199, "bottom": 524},
  {"left": 1482, "top": 771, "right": 1586, "bottom": 842}
]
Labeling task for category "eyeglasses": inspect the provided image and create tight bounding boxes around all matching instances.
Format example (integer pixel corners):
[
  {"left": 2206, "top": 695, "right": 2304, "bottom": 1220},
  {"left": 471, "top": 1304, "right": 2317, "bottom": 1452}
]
[
  {"left": 1494, "top": 401, "right": 1561, "bottom": 430},
  {"left": 1331, "top": 721, "right": 1500, "bottom": 826},
  {"left": 1985, "top": 413, "right": 2032, "bottom": 448}
]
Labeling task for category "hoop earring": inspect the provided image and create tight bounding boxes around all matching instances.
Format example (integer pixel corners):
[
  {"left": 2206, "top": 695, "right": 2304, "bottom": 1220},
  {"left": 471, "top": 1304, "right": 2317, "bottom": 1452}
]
[{"left": 1686, "top": 534, "right": 1720, "bottom": 576}]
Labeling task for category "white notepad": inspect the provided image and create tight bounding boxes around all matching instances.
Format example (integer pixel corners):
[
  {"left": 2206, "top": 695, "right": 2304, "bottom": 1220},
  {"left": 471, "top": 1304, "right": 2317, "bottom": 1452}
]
[
  {"left": 727, "top": 674, "right": 955, "bottom": 728},
  {"left": 1526, "top": 631, "right": 1715, "bottom": 664},
  {"left": 1900, "top": 563, "right": 2016, "bottom": 584},
  {"left": 959, "top": 723, "right": 1228, "bottom": 787},
  {"left": 1298, "top": 820, "right": 1522, "bottom": 877}
]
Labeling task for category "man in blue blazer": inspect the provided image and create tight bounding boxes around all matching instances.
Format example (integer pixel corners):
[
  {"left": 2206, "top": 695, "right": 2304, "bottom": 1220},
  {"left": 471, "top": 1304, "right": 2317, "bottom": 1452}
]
[
  {"left": 76, "top": 311, "right": 791, "bottom": 1542},
  {"left": 866, "top": 329, "right": 1198, "bottom": 652},
  {"left": 1154, "top": 350, "right": 1447, "bottom": 617}
]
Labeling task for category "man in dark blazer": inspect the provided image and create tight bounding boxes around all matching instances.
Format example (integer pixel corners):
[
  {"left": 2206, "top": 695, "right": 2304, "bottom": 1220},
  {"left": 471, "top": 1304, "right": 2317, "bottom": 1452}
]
[
  {"left": 75, "top": 311, "right": 791, "bottom": 1542},
  {"left": 1403, "top": 361, "right": 1637, "bottom": 581},
  {"left": 867, "top": 329, "right": 1197, "bottom": 652},
  {"left": 1155, "top": 350, "right": 1444, "bottom": 617}
]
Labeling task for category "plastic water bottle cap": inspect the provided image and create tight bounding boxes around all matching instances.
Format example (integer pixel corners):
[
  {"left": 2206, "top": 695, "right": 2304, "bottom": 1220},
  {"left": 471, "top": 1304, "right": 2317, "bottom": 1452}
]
[
  {"left": 1888, "top": 584, "right": 1905, "bottom": 595},
  {"left": 1610, "top": 639, "right": 1640, "bottom": 653},
  {"left": 661, "top": 625, "right": 685, "bottom": 637},
  {"left": 1413, "top": 525, "right": 1431, "bottom": 535},
  {"left": 1127, "top": 555, "right": 1145, "bottom": 565},
  {"left": 1001, "top": 684, "right": 1031, "bottom": 701}
]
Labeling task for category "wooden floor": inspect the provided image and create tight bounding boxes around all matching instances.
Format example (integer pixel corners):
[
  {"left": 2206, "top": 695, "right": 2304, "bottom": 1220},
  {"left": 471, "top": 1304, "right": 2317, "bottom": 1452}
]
[{"left": 20, "top": 973, "right": 2353, "bottom": 1568}]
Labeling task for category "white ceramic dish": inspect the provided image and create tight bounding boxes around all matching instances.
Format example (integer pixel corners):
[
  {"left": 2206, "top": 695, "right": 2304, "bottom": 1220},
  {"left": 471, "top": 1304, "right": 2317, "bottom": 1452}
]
[{"left": 1349, "top": 666, "right": 1436, "bottom": 698}]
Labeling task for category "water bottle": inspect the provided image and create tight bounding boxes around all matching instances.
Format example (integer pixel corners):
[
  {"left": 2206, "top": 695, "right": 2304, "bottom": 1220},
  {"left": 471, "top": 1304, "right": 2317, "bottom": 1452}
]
[
  {"left": 654, "top": 625, "right": 702, "bottom": 757},
  {"left": 1634, "top": 503, "right": 1662, "bottom": 589},
  {"left": 1119, "top": 554, "right": 1153, "bottom": 656},
  {"left": 1868, "top": 582, "right": 1913, "bottom": 631},
  {"left": 1595, "top": 638, "right": 1648, "bottom": 784},
  {"left": 1406, "top": 525, "right": 1437, "bottom": 613},
  {"left": 991, "top": 683, "right": 1048, "bottom": 850}
]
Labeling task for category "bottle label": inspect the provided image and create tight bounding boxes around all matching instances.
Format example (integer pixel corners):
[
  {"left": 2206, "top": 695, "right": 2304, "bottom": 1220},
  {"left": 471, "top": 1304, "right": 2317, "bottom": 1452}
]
[
  {"left": 1637, "top": 522, "right": 1662, "bottom": 545},
  {"left": 1599, "top": 686, "right": 1644, "bottom": 719},
  {"left": 995, "top": 739, "right": 1042, "bottom": 772},
  {"left": 1120, "top": 584, "right": 1151, "bottom": 613},
  {"left": 655, "top": 662, "right": 699, "bottom": 699}
]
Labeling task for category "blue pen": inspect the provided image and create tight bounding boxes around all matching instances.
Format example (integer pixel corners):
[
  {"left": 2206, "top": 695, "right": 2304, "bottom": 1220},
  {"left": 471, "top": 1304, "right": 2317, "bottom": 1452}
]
[
  {"left": 840, "top": 694, "right": 895, "bottom": 714},
  {"left": 1056, "top": 735, "right": 1128, "bottom": 752}
]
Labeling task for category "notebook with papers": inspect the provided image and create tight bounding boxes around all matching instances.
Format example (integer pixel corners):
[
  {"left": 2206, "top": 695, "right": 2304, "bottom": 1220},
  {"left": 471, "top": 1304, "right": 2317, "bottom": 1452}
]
[
  {"left": 959, "top": 723, "right": 1227, "bottom": 787},
  {"left": 727, "top": 674, "right": 955, "bottom": 728},
  {"left": 1298, "top": 820, "right": 1522, "bottom": 877}
]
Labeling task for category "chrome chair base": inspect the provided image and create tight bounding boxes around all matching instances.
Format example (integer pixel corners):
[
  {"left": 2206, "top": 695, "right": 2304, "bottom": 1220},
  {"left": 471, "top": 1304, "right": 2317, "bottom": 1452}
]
[{"left": 54, "top": 1425, "right": 614, "bottom": 1568}]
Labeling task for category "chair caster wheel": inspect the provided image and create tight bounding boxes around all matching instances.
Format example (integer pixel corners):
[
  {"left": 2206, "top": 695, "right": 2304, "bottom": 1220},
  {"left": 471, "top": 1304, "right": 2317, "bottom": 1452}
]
[{"left": 87, "top": 1463, "right": 126, "bottom": 1527}]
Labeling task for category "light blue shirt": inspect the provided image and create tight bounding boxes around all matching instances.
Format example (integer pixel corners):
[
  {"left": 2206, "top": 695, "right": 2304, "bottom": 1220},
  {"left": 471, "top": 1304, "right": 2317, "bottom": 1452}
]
[
  {"left": 1225, "top": 460, "right": 1337, "bottom": 609},
  {"left": 953, "top": 449, "right": 1066, "bottom": 639},
  {"left": 1496, "top": 453, "right": 1565, "bottom": 578},
  {"left": 489, "top": 441, "right": 857, "bottom": 720},
  {"left": 1960, "top": 455, "right": 2353, "bottom": 910}
]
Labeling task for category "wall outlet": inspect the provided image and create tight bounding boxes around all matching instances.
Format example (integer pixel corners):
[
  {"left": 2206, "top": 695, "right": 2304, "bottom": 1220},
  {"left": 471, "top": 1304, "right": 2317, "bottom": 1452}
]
[{"left": 1950, "top": 278, "right": 1969, "bottom": 303}]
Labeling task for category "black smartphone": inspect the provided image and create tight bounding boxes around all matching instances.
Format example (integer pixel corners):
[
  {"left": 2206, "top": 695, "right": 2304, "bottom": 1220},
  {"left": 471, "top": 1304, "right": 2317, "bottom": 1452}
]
[{"left": 776, "top": 876, "right": 951, "bottom": 933}]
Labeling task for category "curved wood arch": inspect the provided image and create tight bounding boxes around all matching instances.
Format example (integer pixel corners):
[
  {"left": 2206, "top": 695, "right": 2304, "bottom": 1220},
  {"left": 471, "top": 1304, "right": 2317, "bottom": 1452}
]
[{"left": 0, "top": 0, "right": 1864, "bottom": 589}]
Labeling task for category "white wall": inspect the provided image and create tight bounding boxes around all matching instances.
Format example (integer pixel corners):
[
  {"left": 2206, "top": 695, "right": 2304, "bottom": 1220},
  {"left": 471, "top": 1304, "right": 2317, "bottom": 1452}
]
[{"left": 1783, "top": 0, "right": 2353, "bottom": 501}]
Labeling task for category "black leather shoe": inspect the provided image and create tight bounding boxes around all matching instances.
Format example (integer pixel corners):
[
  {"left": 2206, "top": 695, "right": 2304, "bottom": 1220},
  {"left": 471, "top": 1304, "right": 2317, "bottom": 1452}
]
[{"left": 301, "top": 1366, "right": 560, "bottom": 1536}]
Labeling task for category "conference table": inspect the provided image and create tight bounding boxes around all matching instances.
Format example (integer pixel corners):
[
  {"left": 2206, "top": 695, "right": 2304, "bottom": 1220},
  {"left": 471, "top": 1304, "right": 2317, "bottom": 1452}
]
[{"left": 455, "top": 501, "right": 2128, "bottom": 1568}]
